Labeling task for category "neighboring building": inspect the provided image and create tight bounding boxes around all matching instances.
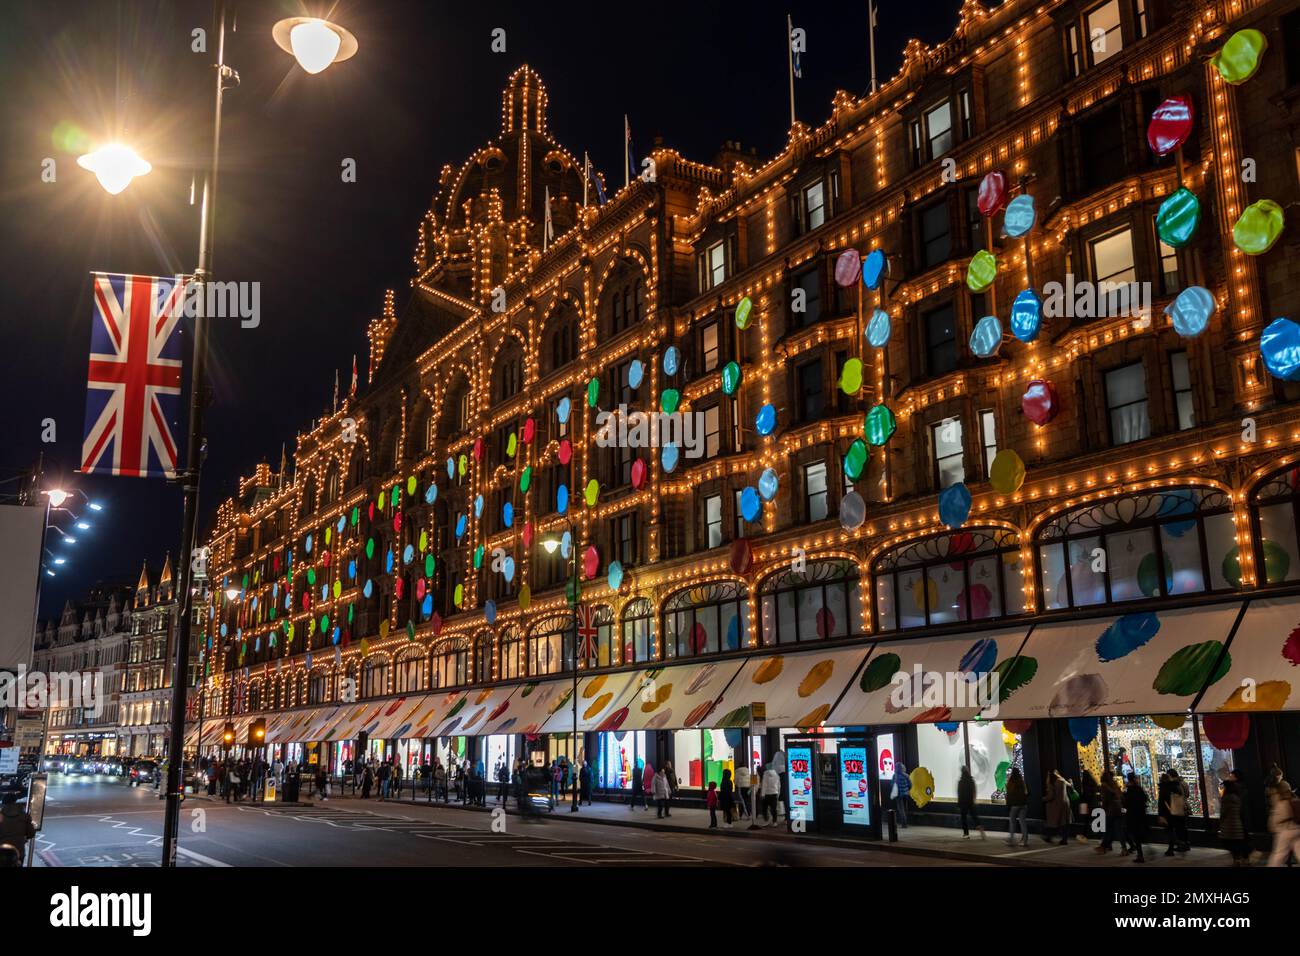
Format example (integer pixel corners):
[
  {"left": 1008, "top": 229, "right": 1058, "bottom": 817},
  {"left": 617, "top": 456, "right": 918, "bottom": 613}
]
[
  {"left": 201, "top": 2, "right": 1300, "bottom": 840},
  {"left": 31, "top": 585, "right": 130, "bottom": 757}
]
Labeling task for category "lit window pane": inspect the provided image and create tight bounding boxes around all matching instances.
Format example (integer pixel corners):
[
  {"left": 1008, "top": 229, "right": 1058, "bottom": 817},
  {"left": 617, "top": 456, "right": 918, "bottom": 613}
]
[
  {"left": 1257, "top": 503, "right": 1300, "bottom": 584},
  {"left": 1087, "top": 0, "right": 1123, "bottom": 64},
  {"left": 925, "top": 101, "right": 953, "bottom": 157},
  {"left": 1091, "top": 227, "right": 1136, "bottom": 284}
]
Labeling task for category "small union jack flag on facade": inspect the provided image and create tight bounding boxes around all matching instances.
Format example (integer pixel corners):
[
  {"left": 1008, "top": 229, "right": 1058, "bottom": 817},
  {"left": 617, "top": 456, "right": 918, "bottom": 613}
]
[
  {"left": 575, "top": 604, "right": 600, "bottom": 665},
  {"left": 80, "top": 272, "right": 187, "bottom": 478}
]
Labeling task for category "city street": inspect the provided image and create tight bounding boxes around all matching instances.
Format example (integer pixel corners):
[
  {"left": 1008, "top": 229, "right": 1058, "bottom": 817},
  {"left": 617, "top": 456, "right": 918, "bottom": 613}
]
[{"left": 34, "top": 776, "right": 971, "bottom": 868}]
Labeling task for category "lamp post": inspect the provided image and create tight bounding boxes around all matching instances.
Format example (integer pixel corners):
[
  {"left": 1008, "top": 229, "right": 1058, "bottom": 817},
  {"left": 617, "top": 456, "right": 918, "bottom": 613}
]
[
  {"left": 542, "top": 517, "right": 581, "bottom": 812},
  {"left": 150, "top": 0, "right": 357, "bottom": 868}
]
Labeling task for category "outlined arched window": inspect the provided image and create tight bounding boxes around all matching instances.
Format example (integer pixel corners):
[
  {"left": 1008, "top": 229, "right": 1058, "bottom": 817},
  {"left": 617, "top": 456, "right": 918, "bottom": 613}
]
[
  {"left": 620, "top": 598, "right": 655, "bottom": 663},
  {"left": 589, "top": 605, "right": 616, "bottom": 667},
  {"left": 1035, "top": 486, "right": 1237, "bottom": 611},
  {"left": 473, "top": 632, "right": 493, "bottom": 683},
  {"left": 526, "top": 613, "right": 572, "bottom": 676},
  {"left": 662, "top": 582, "right": 748, "bottom": 660},
  {"left": 394, "top": 647, "right": 425, "bottom": 693},
  {"left": 498, "top": 625, "right": 523, "bottom": 681},
  {"left": 432, "top": 644, "right": 468, "bottom": 689},
  {"left": 1250, "top": 464, "right": 1300, "bottom": 587},
  {"left": 872, "top": 528, "right": 1024, "bottom": 631},
  {"left": 759, "top": 559, "right": 862, "bottom": 645},
  {"left": 362, "top": 656, "right": 389, "bottom": 698}
]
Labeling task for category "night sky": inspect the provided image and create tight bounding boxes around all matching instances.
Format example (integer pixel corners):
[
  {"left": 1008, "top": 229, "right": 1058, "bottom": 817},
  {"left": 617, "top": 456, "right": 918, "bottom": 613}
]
[{"left": 0, "top": 0, "right": 957, "bottom": 619}]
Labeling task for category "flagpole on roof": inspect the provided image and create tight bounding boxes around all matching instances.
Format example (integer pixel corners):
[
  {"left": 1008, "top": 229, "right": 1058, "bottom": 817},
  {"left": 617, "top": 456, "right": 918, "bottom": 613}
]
[
  {"left": 868, "top": 0, "right": 879, "bottom": 95},
  {"left": 623, "top": 115, "right": 630, "bottom": 190},
  {"left": 787, "top": 14, "right": 797, "bottom": 126},
  {"left": 582, "top": 151, "right": 589, "bottom": 209}
]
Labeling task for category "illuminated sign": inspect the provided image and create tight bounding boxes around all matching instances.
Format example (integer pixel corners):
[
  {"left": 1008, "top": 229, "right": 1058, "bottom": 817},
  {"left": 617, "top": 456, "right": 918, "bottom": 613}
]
[
  {"left": 787, "top": 745, "right": 814, "bottom": 823},
  {"left": 840, "top": 745, "right": 870, "bottom": 826}
]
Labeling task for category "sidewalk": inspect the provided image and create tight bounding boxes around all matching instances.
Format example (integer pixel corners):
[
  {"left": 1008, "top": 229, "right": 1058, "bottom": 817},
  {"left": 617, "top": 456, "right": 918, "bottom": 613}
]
[{"left": 329, "top": 789, "right": 1236, "bottom": 867}]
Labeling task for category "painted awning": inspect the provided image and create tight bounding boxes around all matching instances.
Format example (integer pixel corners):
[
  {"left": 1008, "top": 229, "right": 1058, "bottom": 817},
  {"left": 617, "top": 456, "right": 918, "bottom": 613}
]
[
  {"left": 475, "top": 678, "right": 573, "bottom": 735},
  {"left": 580, "top": 659, "right": 748, "bottom": 733},
  {"left": 992, "top": 603, "right": 1243, "bottom": 719},
  {"left": 707, "top": 644, "right": 873, "bottom": 730},
  {"left": 441, "top": 684, "right": 527, "bottom": 737},
  {"left": 538, "top": 669, "right": 645, "bottom": 734},
  {"left": 1197, "top": 595, "right": 1300, "bottom": 712},
  {"left": 828, "top": 626, "right": 1030, "bottom": 725}
]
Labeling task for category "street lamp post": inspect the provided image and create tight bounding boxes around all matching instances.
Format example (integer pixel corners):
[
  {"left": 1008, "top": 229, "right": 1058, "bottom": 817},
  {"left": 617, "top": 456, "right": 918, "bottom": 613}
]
[
  {"left": 543, "top": 518, "right": 581, "bottom": 812},
  {"left": 158, "top": 1, "right": 357, "bottom": 868}
]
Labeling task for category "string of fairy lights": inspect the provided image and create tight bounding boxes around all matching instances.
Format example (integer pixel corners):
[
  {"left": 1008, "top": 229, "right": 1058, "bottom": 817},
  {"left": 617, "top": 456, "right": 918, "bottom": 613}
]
[{"left": 199, "top": 2, "right": 1295, "bottom": 719}]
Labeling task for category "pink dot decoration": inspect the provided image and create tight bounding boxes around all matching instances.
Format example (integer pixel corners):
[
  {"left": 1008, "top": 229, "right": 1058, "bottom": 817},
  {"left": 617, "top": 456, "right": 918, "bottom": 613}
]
[
  {"left": 393, "top": 512, "right": 402, "bottom": 533},
  {"left": 321, "top": 550, "right": 331, "bottom": 568},
  {"left": 416, "top": 578, "right": 426, "bottom": 600},
  {"left": 473, "top": 436, "right": 484, "bottom": 460},
  {"left": 522, "top": 521, "right": 533, "bottom": 549},
  {"left": 631, "top": 458, "right": 647, "bottom": 490},
  {"left": 395, "top": 577, "right": 404, "bottom": 599},
  {"left": 582, "top": 545, "right": 599, "bottom": 580},
  {"left": 558, "top": 439, "right": 572, "bottom": 465},
  {"left": 522, "top": 418, "right": 536, "bottom": 444}
]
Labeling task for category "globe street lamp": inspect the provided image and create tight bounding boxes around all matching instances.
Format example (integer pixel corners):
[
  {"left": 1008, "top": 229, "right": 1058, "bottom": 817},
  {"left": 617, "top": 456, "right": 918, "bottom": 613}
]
[
  {"left": 272, "top": 17, "right": 359, "bottom": 75},
  {"left": 541, "top": 518, "right": 582, "bottom": 812},
  {"left": 76, "top": 143, "right": 152, "bottom": 195}
]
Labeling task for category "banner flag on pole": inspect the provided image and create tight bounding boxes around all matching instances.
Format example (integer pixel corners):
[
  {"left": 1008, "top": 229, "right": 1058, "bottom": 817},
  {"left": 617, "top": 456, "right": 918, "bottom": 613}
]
[{"left": 80, "top": 272, "right": 188, "bottom": 479}]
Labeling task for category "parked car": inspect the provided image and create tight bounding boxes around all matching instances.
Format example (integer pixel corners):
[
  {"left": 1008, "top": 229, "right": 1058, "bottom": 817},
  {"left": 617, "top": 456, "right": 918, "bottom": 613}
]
[
  {"left": 129, "top": 759, "right": 158, "bottom": 786},
  {"left": 0, "top": 754, "right": 37, "bottom": 800},
  {"left": 64, "top": 756, "right": 95, "bottom": 775},
  {"left": 102, "top": 756, "right": 126, "bottom": 776}
]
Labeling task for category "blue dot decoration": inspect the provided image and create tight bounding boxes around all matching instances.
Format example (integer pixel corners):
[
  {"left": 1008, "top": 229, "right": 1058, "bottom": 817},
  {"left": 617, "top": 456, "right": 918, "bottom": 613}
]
[
  {"left": 348, "top": 559, "right": 356, "bottom": 580},
  {"left": 1165, "top": 286, "right": 1216, "bottom": 338},
  {"left": 485, "top": 600, "right": 497, "bottom": 625},
  {"left": 474, "top": 494, "right": 484, "bottom": 518},
  {"left": 661, "top": 442, "right": 680, "bottom": 473},
  {"left": 862, "top": 249, "right": 887, "bottom": 290},
  {"left": 560, "top": 530, "right": 573, "bottom": 559},
  {"left": 502, "top": 502, "right": 514, "bottom": 528},
  {"left": 455, "top": 514, "right": 467, "bottom": 538},
  {"left": 1261, "top": 318, "right": 1300, "bottom": 382},
  {"left": 363, "top": 578, "right": 373, "bottom": 599},
  {"left": 425, "top": 483, "right": 437, "bottom": 505},
  {"left": 663, "top": 346, "right": 681, "bottom": 376},
  {"left": 446, "top": 458, "right": 455, "bottom": 480},
  {"left": 740, "top": 486, "right": 762, "bottom": 523},
  {"left": 421, "top": 595, "right": 434, "bottom": 618},
  {"left": 1003, "top": 194, "right": 1036, "bottom": 238},
  {"left": 938, "top": 482, "right": 972, "bottom": 529},
  {"left": 608, "top": 560, "right": 624, "bottom": 591},
  {"left": 557, "top": 484, "right": 569, "bottom": 514},
  {"left": 336, "top": 516, "right": 347, "bottom": 533},
  {"left": 1096, "top": 612, "right": 1161, "bottom": 663},
  {"left": 1010, "top": 289, "right": 1042, "bottom": 343},
  {"left": 969, "top": 315, "right": 1003, "bottom": 358},
  {"left": 755, "top": 404, "right": 777, "bottom": 436},
  {"left": 628, "top": 359, "right": 644, "bottom": 389},
  {"left": 866, "top": 308, "right": 891, "bottom": 348},
  {"left": 403, "top": 544, "right": 415, "bottom": 565},
  {"left": 502, "top": 555, "right": 516, "bottom": 583},
  {"left": 758, "top": 468, "right": 779, "bottom": 501},
  {"left": 556, "top": 396, "right": 571, "bottom": 424}
]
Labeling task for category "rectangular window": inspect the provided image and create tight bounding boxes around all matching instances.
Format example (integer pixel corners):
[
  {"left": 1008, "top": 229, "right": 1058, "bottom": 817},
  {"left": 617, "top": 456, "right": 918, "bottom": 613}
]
[
  {"left": 1066, "top": 23, "right": 1083, "bottom": 78},
  {"left": 616, "top": 359, "right": 636, "bottom": 406},
  {"left": 1089, "top": 227, "right": 1136, "bottom": 285},
  {"left": 980, "top": 409, "right": 998, "bottom": 477},
  {"left": 1285, "top": 10, "right": 1300, "bottom": 89},
  {"left": 1170, "top": 351, "right": 1196, "bottom": 431},
  {"left": 803, "top": 179, "right": 826, "bottom": 230},
  {"left": 805, "top": 461, "right": 829, "bottom": 522},
  {"left": 734, "top": 489, "right": 746, "bottom": 539},
  {"left": 704, "top": 494, "right": 723, "bottom": 549},
  {"left": 1105, "top": 362, "right": 1151, "bottom": 445},
  {"left": 1078, "top": 105, "right": 1125, "bottom": 193},
  {"left": 702, "top": 404, "right": 722, "bottom": 459},
  {"left": 1133, "top": 0, "right": 1148, "bottom": 39},
  {"left": 931, "top": 417, "right": 965, "bottom": 488},
  {"left": 909, "top": 119, "right": 923, "bottom": 167},
  {"left": 924, "top": 304, "right": 958, "bottom": 376},
  {"left": 925, "top": 100, "right": 954, "bottom": 158},
  {"left": 794, "top": 267, "right": 822, "bottom": 326},
  {"left": 550, "top": 395, "right": 569, "bottom": 440},
  {"left": 1156, "top": 217, "right": 1179, "bottom": 295},
  {"left": 1086, "top": 0, "right": 1123, "bottom": 65},
  {"left": 965, "top": 188, "right": 984, "bottom": 253},
  {"left": 614, "top": 512, "right": 637, "bottom": 565},
  {"left": 707, "top": 240, "right": 726, "bottom": 288},
  {"left": 920, "top": 201, "right": 952, "bottom": 268},
  {"left": 960, "top": 89, "right": 973, "bottom": 139},
  {"left": 797, "top": 359, "right": 825, "bottom": 421},
  {"left": 701, "top": 322, "right": 720, "bottom": 373}
]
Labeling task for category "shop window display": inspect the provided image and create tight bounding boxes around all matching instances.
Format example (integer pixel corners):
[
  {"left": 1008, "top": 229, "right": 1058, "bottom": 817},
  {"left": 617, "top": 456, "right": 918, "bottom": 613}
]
[
  {"left": 672, "top": 728, "right": 737, "bottom": 788},
  {"left": 915, "top": 722, "right": 967, "bottom": 801},
  {"left": 1198, "top": 716, "right": 1234, "bottom": 818},
  {"left": 598, "top": 730, "right": 647, "bottom": 789},
  {"left": 966, "top": 719, "right": 1022, "bottom": 802},
  {"left": 1075, "top": 719, "right": 1105, "bottom": 784},
  {"left": 1251, "top": 467, "right": 1300, "bottom": 585},
  {"left": 1104, "top": 716, "right": 1204, "bottom": 816}
]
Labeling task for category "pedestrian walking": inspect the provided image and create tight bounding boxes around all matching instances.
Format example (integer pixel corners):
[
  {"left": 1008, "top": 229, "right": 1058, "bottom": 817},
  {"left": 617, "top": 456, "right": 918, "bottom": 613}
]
[
  {"left": 1124, "top": 774, "right": 1149, "bottom": 863},
  {"left": 734, "top": 764, "right": 751, "bottom": 820},
  {"left": 315, "top": 764, "right": 328, "bottom": 801},
  {"left": 893, "top": 762, "right": 911, "bottom": 828},
  {"left": 1044, "top": 770, "right": 1072, "bottom": 846},
  {"left": 360, "top": 763, "right": 374, "bottom": 800},
  {"left": 706, "top": 781, "right": 720, "bottom": 828},
  {"left": 957, "top": 765, "right": 985, "bottom": 839},
  {"left": 630, "top": 759, "right": 648, "bottom": 810},
  {"left": 1157, "top": 768, "right": 1190, "bottom": 855},
  {"left": 377, "top": 759, "right": 391, "bottom": 800},
  {"left": 749, "top": 763, "right": 764, "bottom": 829},
  {"left": 1266, "top": 780, "right": 1300, "bottom": 867},
  {"left": 720, "top": 768, "right": 735, "bottom": 827},
  {"left": 653, "top": 765, "right": 672, "bottom": 818},
  {"left": 1096, "top": 770, "right": 1123, "bottom": 853},
  {"left": 550, "top": 760, "right": 561, "bottom": 802},
  {"left": 1077, "top": 770, "right": 1100, "bottom": 843},
  {"left": 760, "top": 763, "right": 781, "bottom": 826},
  {"left": 496, "top": 760, "right": 510, "bottom": 804},
  {"left": 1219, "top": 778, "right": 1250, "bottom": 865},
  {"left": 579, "top": 760, "right": 592, "bottom": 806},
  {"left": 1005, "top": 766, "right": 1029, "bottom": 846}
]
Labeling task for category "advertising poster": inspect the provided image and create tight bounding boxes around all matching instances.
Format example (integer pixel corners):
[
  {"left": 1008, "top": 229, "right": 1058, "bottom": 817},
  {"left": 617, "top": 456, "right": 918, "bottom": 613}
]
[
  {"left": 840, "top": 745, "right": 870, "bottom": 825},
  {"left": 877, "top": 732, "right": 895, "bottom": 781},
  {"left": 787, "top": 745, "right": 814, "bottom": 823}
]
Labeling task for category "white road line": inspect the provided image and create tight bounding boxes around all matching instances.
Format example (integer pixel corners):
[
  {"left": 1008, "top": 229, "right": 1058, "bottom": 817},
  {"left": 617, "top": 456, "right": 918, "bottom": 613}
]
[{"left": 176, "top": 846, "right": 232, "bottom": 867}]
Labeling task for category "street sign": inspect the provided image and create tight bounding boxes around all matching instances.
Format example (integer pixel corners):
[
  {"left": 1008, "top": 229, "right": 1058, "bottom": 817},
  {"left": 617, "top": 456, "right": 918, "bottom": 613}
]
[
  {"left": 0, "top": 747, "right": 18, "bottom": 774},
  {"left": 264, "top": 775, "right": 277, "bottom": 802}
]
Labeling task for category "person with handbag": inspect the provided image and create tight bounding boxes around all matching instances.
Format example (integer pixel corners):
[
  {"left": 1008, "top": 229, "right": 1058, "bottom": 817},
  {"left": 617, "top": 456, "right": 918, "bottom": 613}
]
[
  {"left": 1005, "top": 766, "right": 1029, "bottom": 846},
  {"left": 1158, "top": 768, "right": 1190, "bottom": 855},
  {"left": 1077, "top": 770, "right": 1100, "bottom": 843}
]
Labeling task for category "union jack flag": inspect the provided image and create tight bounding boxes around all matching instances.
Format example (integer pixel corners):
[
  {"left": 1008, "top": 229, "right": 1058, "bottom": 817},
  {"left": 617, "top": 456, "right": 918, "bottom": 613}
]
[
  {"left": 80, "top": 272, "right": 187, "bottom": 478},
  {"left": 576, "top": 604, "right": 600, "bottom": 665}
]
